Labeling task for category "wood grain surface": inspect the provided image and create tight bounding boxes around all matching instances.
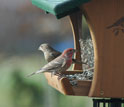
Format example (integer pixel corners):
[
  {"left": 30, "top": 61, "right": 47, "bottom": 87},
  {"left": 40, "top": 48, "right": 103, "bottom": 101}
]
[
  {"left": 44, "top": 71, "right": 91, "bottom": 96},
  {"left": 81, "top": 0, "right": 124, "bottom": 98},
  {"left": 69, "top": 11, "right": 83, "bottom": 70}
]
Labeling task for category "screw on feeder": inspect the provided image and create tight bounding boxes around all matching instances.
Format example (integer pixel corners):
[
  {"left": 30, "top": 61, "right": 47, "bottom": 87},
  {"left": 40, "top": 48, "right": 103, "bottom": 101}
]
[
  {"left": 45, "top": 11, "right": 49, "bottom": 14},
  {"left": 100, "top": 91, "right": 104, "bottom": 96}
]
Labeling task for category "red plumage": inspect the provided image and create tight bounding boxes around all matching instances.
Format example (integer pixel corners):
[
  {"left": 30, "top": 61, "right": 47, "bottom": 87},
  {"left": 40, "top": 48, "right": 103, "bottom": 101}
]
[{"left": 27, "top": 48, "right": 76, "bottom": 77}]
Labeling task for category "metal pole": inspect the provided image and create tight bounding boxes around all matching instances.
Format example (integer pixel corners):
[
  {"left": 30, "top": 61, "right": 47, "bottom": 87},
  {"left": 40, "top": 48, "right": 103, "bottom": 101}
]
[
  {"left": 93, "top": 99, "right": 98, "bottom": 107},
  {"left": 110, "top": 98, "right": 121, "bottom": 107},
  {"left": 93, "top": 98, "right": 123, "bottom": 107}
]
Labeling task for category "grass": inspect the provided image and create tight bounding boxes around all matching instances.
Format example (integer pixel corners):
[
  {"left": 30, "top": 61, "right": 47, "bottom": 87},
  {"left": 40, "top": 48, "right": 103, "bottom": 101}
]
[{"left": 0, "top": 54, "right": 92, "bottom": 107}]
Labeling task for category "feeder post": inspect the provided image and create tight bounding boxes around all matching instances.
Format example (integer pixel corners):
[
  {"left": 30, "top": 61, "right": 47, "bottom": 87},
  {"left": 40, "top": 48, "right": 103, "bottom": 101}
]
[{"left": 69, "top": 11, "right": 83, "bottom": 70}]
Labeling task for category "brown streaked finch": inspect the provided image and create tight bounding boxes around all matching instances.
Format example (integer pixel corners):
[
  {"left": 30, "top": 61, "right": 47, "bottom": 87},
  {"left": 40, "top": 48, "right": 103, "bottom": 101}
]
[
  {"left": 27, "top": 48, "right": 76, "bottom": 77},
  {"left": 38, "top": 43, "right": 87, "bottom": 65}
]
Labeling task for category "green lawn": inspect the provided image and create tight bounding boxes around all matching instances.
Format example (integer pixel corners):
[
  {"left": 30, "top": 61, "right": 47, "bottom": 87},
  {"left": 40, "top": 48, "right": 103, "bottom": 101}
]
[{"left": 0, "top": 54, "right": 92, "bottom": 107}]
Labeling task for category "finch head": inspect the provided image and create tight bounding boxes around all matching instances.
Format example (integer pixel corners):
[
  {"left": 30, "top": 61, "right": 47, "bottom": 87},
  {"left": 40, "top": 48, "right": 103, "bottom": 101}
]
[
  {"left": 62, "top": 48, "right": 76, "bottom": 58},
  {"left": 38, "top": 43, "right": 57, "bottom": 53},
  {"left": 38, "top": 43, "right": 50, "bottom": 52}
]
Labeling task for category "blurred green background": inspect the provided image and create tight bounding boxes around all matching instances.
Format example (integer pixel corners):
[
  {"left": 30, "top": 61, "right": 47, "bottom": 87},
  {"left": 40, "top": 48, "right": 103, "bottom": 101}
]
[{"left": 0, "top": 0, "right": 92, "bottom": 107}]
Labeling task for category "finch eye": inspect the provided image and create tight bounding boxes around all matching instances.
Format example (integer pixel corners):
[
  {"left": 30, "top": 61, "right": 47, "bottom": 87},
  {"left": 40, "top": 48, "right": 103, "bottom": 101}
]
[{"left": 69, "top": 50, "right": 73, "bottom": 52}]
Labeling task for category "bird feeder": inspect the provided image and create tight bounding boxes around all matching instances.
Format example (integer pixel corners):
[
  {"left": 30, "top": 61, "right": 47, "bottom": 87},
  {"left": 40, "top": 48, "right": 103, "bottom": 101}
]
[{"left": 31, "top": 0, "right": 124, "bottom": 98}]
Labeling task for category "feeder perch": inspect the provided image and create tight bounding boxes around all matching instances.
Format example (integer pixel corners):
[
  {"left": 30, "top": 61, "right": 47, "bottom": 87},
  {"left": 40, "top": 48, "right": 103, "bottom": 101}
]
[{"left": 31, "top": 0, "right": 124, "bottom": 98}]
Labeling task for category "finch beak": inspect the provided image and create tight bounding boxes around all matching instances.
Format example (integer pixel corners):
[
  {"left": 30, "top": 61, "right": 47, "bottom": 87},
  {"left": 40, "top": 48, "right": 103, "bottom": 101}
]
[
  {"left": 73, "top": 49, "right": 77, "bottom": 53},
  {"left": 38, "top": 46, "right": 42, "bottom": 51}
]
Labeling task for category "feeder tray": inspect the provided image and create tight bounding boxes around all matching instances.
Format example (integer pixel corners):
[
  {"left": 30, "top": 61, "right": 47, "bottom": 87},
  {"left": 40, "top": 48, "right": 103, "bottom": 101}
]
[
  {"left": 44, "top": 71, "right": 91, "bottom": 96},
  {"left": 32, "top": 0, "right": 124, "bottom": 98}
]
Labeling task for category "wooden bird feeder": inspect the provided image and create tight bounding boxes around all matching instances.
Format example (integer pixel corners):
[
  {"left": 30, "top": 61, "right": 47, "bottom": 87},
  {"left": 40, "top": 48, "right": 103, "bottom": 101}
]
[{"left": 31, "top": 0, "right": 124, "bottom": 98}]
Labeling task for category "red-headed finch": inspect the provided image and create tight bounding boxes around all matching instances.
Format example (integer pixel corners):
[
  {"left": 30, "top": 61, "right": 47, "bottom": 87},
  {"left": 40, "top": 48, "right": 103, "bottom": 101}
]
[
  {"left": 38, "top": 43, "right": 87, "bottom": 65},
  {"left": 27, "top": 48, "right": 76, "bottom": 77}
]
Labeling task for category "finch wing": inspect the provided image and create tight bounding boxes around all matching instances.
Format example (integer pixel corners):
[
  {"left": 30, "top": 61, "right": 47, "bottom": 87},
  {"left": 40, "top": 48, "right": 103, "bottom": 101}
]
[
  {"left": 41, "top": 57, "right": 65, "bottom": 72},
  {"left": 27, "top": 57, "right": 66, "bottom": 77},
  {"left": 51, "top": 51, "right": 61, "bottom": 58},
  {"left": 61, "top": 58, "right": 66, "bottom": 67}
]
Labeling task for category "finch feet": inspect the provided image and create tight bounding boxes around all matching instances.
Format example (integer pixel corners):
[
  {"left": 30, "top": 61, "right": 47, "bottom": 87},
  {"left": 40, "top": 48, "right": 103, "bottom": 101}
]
[
  {"left": 57, "top": 73, "right": 65, "bottom": 80},
  {"left": 51, "top": 72, "right": 56, "bottom": 77},
  {"left": 51, "top": 72, "right": 61, "bottom": 77},
  {"left": 51, "top": 72, "right": 63, "bottom": 80}
]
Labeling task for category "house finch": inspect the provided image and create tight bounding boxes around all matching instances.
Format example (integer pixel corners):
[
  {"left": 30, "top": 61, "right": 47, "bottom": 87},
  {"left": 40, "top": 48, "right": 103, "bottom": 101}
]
[
  {"left": 27, "top": 48, "right": 76, "bottom": 77},
  {"left": 38, "top": 43, "right": 87, "bottom": 65}
]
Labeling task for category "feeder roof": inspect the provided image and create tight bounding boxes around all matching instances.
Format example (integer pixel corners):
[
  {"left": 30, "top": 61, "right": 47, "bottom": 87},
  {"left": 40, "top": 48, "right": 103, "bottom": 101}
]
[{"left": 31, "top": 0, "right": 91, "bottom": 18}]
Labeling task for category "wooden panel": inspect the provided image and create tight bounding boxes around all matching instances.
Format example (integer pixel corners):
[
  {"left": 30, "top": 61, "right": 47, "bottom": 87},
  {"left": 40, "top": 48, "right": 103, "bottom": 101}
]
[
  {"left": 81, "top": 0, "right": 124, "bottom": 98},
  {"left": 44, "top": 72, "right": 74, "bottom": 95},
  {"left": 44, "top": 71, "right": 91, "bottom": 96},
  {"left": 72, "top": 81, "right": 91, "bottom": 96},
  {"left": 69, "top": 11, "right": 83, "bottom": 70}
]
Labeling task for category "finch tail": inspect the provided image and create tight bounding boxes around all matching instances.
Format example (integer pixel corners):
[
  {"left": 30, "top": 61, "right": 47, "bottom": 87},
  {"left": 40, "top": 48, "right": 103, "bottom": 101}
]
[
  {"left": 27, "top": 72, "right": 36, "bottom": 77},
  {"left": 27, "top": 69, "right": 44, "bottom": 77}
]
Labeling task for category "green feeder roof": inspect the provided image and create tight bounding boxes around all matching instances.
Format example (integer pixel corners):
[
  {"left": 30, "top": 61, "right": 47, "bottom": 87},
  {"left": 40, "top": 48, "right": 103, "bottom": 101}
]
[{"left": 31, "top": 0, "right": 91, "bottom": 19}]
